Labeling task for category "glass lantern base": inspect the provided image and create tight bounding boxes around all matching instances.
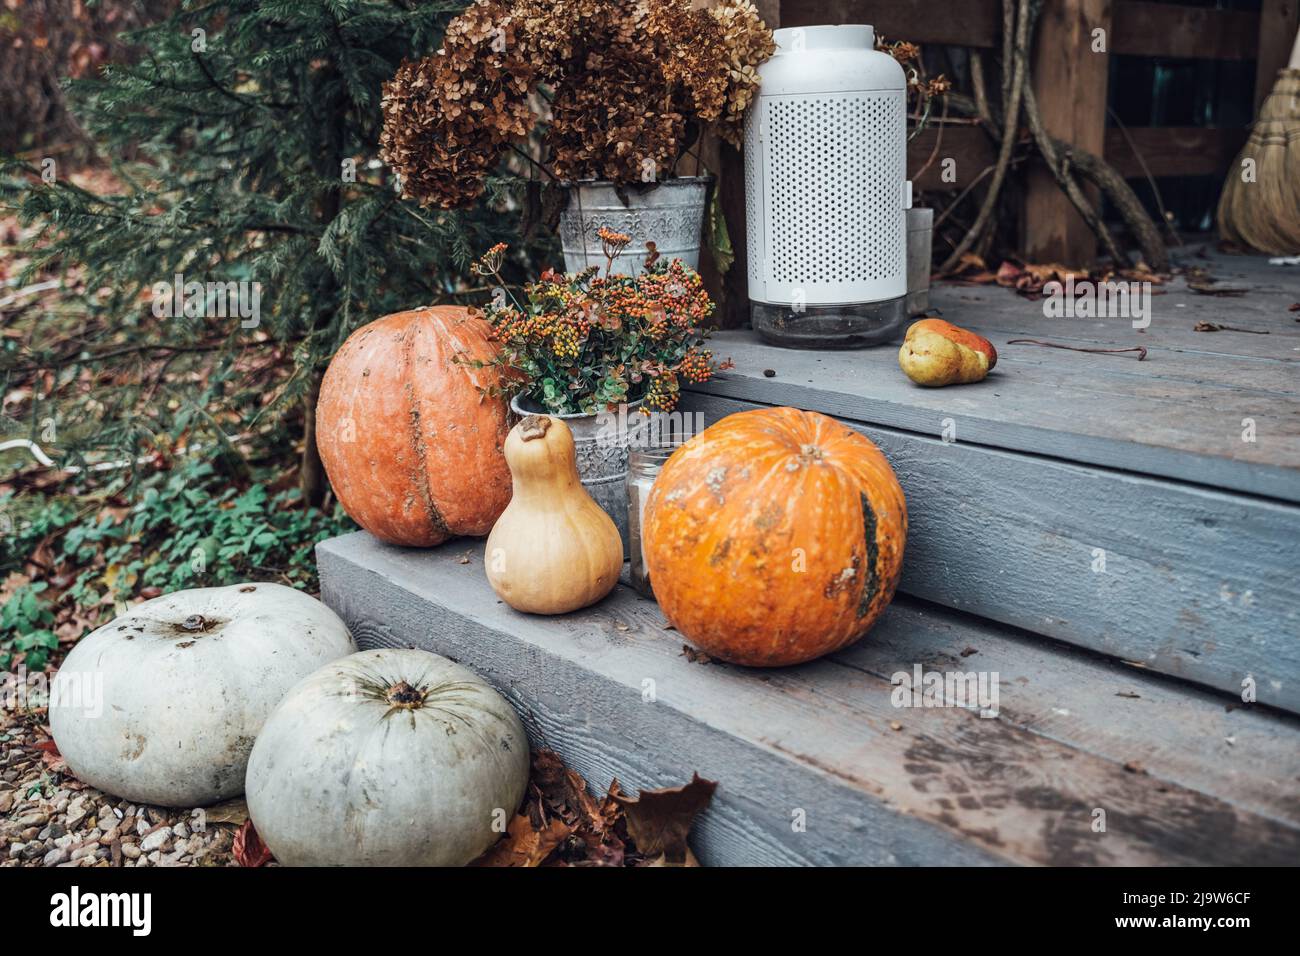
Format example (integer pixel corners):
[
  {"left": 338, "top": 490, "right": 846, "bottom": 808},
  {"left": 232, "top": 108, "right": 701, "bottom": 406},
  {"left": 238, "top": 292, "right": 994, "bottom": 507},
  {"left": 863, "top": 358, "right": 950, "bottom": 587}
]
[{"left": 750, "top": 295, "right": 907, "bottom": 349}]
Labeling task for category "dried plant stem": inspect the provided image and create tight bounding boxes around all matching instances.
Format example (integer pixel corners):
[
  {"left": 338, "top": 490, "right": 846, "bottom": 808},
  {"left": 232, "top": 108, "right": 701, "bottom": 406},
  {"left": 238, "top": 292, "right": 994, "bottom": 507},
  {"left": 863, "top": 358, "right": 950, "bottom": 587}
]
[
  {"left": 939, "top": 0, "right": 1030, "bottom": 274},
  {"left": 938, "top": 31, "right": 1169, "bottom": 272},
  {"left": 934, "top": 0, "right": 1171, "bottom": 273},
  {"left": 910, "top": 96, "right": 949, "bottom": 183},
  {"left": 509, "top": 145, "right": 558, "bottom": 181},
  {"left": 932, "top": 164, "right": 996, "bottom": 231},
  {"left": 1056, "top": 143, "right": 1170, "bottom": 271},
  {"left": 1107, "top": 106, "right": 1181, "bottom": 247},
  {"left": 1008, "top": 339, "right": 1148, "bottom": 361},
  {"left": 970, "top": 49, "right": 993, "bottom": 127}
]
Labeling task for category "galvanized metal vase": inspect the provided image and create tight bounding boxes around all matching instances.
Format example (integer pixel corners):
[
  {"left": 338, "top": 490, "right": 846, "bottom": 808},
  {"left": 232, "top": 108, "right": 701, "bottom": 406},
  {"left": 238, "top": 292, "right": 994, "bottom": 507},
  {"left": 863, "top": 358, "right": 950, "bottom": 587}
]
[
  {"left": 510, "top": 394, "right": 647, "bottom": 556},
  {"left": 558, "top": 177, "right": 710, "bottom": 277}
]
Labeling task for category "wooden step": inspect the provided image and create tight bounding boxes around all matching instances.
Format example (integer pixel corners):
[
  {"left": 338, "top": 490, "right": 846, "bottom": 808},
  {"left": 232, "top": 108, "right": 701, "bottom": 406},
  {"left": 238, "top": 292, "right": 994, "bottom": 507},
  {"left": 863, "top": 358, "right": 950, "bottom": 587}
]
[
  {"left": 317, "top": 532, "right": 1300, "bottom": 867},
  {"left": 683, "top": 252, "right": 1300, "bottom": 714}
]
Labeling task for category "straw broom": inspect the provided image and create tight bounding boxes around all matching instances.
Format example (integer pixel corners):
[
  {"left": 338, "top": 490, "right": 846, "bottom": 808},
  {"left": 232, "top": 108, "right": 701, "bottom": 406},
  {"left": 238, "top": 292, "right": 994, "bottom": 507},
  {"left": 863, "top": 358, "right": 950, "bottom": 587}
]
[{"left": 1217, "top": 29, "right": 1300, "bottom": 254}]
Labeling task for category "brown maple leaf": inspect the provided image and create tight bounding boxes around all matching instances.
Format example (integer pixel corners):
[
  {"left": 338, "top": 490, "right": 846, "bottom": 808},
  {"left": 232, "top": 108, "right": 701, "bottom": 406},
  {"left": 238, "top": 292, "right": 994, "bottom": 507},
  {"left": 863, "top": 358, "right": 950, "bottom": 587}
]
[{"left": 613, "top": 773, "right": 717, "bottom": 866}]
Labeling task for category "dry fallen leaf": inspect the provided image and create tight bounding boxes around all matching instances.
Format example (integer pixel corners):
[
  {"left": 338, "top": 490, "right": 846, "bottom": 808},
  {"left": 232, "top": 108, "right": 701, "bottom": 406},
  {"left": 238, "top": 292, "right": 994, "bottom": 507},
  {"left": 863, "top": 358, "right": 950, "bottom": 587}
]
[
  {"left": 202, "top": 797, "right": 250, "bottom": 827},
  {"left": 532, "top": 749, "right": 610, "bottom": 835},
  {"left": 1193, "top": 321, "right": 1268, "bottom": 334},
  {"left": 472, "top": 813, "right": 571, "bottom": 867},
  {"left": 233, "top": 820, "right": 274, "bottom": 867},
  {"left": 613, "top": 773, "right": 717, "bottom": 866},
  {"left": 1188, "top": 280, "right": 1249, "bottom": 297},
  {"left": 471, "top": 750, "right": 713, "bottom": 867},
  {"left": 681, "top": 644, "right": 712, "bottom": 664}
]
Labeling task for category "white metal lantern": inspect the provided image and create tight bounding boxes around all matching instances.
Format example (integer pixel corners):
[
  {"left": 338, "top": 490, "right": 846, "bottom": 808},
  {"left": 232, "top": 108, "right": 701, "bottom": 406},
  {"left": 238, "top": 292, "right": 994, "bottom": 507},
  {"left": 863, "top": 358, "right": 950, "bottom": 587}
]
[{"left": 745, "top": 24, "right": 912, "bottom": 348}]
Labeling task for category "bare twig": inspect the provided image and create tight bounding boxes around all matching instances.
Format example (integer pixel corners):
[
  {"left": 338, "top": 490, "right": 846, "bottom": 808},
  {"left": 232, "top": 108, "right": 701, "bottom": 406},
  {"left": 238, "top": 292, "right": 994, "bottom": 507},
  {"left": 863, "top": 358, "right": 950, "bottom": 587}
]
[
  {"left": 1008, "top": 339, "right": 1148, "bottom": 361},
  {"left": 910, "top": 96, "right": 949, "bottom": 184},
  {"left": 509, "top": 145, "right": 558, "bottom": 182},
  {"left": 932, "top": 164, "right": 996, "bottom": 231},
  {"left": 969, "top": 50, "right": 994, "bottom": 127},
  {"left": 1107, "top": 106, "right": 1181, "bottom": 247},
  {"left": 939, "top": 51, "right": 1170, "bottom": 272},
  {"left": 1193, "top": 322, "right": 1269, "bottom": 334},
  {"left": 939, "top": 0, "right": 1031, "bottom": 274}
]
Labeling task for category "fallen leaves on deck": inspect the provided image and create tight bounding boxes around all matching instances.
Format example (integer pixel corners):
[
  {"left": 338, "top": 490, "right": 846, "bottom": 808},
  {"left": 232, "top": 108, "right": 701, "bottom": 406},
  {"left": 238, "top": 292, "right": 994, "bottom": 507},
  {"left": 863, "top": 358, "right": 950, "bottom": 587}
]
[
  {"left": 943, "top": 254, "right": 1166, "bottom": 299},
  {"left": 473, "top": 749, "right": 716, "bottom": 867},
  {"left": 1188, "top": 280, "right": 1249, "bottom": 297}
]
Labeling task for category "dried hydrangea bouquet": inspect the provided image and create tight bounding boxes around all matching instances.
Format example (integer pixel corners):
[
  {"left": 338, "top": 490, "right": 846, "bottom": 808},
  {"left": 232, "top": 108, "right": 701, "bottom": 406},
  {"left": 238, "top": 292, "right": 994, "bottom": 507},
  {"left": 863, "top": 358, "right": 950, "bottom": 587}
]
[{"left": 379, "top": 0, "right": 774, "bottom": 274}]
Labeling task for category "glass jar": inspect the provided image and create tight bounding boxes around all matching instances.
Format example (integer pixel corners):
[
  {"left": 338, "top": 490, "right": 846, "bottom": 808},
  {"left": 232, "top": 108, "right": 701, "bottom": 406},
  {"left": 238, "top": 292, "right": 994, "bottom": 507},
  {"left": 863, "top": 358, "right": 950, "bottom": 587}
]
[
  {"left": 751, "top": 298, "right": 906, "bottom": 349},
  {"left": 627, "top": 443, "right": 683, "bottom": 599}
]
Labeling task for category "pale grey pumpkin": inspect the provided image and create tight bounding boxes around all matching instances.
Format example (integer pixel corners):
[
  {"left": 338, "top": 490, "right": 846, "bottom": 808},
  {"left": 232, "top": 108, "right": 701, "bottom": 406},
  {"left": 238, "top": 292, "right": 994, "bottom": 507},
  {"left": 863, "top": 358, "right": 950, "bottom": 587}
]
[
  {"left": 244, "top": 648, "right": 529, "bottom": 866},
  {"left": 48, "top": 583, "right": 356, "bottom": 807}
]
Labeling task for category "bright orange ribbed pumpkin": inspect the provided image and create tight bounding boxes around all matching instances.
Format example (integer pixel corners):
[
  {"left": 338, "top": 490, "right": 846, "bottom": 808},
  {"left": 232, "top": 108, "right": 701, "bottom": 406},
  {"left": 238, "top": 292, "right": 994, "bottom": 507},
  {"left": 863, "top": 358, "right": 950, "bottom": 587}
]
[
  {"left": 316, "top": 306, "right": 513, "bottom": 547},
  {"left": 643, "top": 407, "right": 907, "bottom": 666}
]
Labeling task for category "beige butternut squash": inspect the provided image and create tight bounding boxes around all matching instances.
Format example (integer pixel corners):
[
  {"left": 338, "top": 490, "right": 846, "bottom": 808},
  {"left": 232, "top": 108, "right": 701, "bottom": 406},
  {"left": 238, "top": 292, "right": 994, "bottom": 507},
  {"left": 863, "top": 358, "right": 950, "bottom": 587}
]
[{"left": 485, "top": 415, "right": 623, "bottom": 614}]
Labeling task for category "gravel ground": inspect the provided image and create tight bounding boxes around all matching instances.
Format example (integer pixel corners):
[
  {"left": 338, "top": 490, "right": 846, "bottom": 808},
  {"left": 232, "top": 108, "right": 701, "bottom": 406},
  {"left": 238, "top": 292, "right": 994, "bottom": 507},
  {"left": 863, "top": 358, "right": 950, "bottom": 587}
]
[{"left": 1, "top": 705, "right": 243, "bottom": 868}]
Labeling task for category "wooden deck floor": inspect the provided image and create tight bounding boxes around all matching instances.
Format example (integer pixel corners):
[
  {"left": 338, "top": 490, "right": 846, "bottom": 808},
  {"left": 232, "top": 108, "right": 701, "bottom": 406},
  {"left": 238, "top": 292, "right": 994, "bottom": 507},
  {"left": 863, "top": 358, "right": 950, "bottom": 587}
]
[{"left": 701, "top": 246, "right": 1300, "bottom": 503}]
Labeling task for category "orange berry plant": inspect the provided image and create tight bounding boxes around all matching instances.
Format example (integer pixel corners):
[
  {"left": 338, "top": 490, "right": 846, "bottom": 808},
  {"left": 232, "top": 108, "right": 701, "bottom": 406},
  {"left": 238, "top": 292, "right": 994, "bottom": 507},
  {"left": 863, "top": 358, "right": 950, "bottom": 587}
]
[{"left": 469, "top": 230, "right": 730, "bottom": 415}]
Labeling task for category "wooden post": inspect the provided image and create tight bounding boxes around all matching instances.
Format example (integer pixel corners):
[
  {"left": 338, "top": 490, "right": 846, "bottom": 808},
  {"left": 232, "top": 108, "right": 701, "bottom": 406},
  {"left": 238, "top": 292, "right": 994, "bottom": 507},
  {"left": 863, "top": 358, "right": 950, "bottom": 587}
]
[
  {"left": 1022, "top": 0, "right": 1111, "bottom": 268},
  {"left": 1254, "top": 0, "right": 1300, "bottom": 114}
]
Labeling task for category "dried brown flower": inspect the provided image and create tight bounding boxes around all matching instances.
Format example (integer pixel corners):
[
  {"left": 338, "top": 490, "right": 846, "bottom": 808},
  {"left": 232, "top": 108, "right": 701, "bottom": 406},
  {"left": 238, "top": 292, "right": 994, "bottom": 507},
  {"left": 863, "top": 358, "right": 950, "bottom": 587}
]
[
  {"left": 649, "top": 0, "right": 729, "bottom": 123},
  {"left": 380, "top": 0, "right": 775, "bottom": 202},
  {"left": 541, "top": 1, "right": 680, "bottom": 183},
  {"left": 924, "top": 75, "right": 952, "bottom": 98},
  {"left": 709, "top": 0, "right": 775, "bottom": 147},
  {"left": 380, "top": 0, "right": 537, "bottom": 207}
]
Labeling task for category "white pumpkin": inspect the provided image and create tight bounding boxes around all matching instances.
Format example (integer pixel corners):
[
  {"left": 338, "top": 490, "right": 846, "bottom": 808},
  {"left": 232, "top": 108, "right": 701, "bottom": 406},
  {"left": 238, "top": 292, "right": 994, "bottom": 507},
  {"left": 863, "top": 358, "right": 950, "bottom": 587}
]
[
  {"left": 245, "top": 648, "right": 529, "bottom": 866},
  {"left": 49, "top": 583, "right": 355, "bottom": 807}
]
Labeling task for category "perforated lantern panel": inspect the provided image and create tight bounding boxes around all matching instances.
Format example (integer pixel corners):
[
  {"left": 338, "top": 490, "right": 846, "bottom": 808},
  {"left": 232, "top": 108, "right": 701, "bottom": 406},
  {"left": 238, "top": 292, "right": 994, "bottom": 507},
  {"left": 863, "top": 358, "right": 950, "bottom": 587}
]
[{"left": 747, "top": 91, "right": 908, "bottom": 306}]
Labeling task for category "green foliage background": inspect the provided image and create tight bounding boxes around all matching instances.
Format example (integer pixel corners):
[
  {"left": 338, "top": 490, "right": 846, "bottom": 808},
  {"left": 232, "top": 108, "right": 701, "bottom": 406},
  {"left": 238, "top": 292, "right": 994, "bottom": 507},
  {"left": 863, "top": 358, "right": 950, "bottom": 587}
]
[{"left": 0, "top": 1, "right": 547, "bottom": 666}]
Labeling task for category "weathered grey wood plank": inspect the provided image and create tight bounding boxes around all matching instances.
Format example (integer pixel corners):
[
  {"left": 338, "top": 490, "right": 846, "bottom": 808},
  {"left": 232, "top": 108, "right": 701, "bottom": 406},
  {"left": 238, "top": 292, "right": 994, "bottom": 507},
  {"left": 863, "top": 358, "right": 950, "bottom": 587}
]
[
  {"left": 968, "top": 342, "right": 1300, "bottom": 399},
  {"left": 318, "top": 534, "right": 999, "bottom": 867},
  {"left": 936, "top": 294, "right": 1300, "bottom": 379},
  {"left": 694, "top": 250, "right": 1300, "bottom": 501},
  {"left": 317, "top": 531, "right": 1300, "bottom": 866},
  {"left": 682, "top": 393, "right": 1300, "bottom": 714},
  {"left": 691, "top": 332, "right": 1300, "bottom": 502},
  {"left": 830, "top": 600, "right": 1300, "bottom": 829}
]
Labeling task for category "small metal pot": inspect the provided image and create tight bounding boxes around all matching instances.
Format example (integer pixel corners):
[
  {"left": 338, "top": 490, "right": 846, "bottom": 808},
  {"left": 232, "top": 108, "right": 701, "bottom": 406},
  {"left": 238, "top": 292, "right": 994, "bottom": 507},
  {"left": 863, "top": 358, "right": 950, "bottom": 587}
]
[
  {"left": 510, "top": 394, "right": 647, "bottom": 555},
  {"left": 557, "top": 177, "right": 711, "bottom": 277}
]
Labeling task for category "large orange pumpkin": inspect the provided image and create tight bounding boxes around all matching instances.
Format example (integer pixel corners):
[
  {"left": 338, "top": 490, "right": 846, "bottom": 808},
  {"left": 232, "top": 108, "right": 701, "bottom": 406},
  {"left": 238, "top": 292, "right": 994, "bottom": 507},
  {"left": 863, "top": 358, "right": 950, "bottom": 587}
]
[
  {"left": 316, "top": 306, "right": 513, "bottom": 547},
  {"left": 643, "top": 407, "right": 907, "bottom": 666}
]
